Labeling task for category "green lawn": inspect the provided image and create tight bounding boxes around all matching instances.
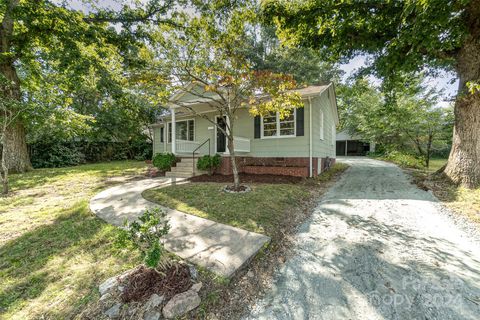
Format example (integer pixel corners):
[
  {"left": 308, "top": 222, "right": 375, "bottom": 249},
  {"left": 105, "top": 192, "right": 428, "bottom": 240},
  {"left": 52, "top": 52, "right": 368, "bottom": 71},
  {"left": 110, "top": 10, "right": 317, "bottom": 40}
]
[
  {"left": 427, "top": 158, "right": 448, "bottom": 172},
  {"left": 0, "top": 161, "right": 146, "bottom": 319},
  {"left": 144, "top": 183, "right": 310, "bottom": 235},
  {"left": 143, "top": 163, "right": 349, "bottom": 236}
]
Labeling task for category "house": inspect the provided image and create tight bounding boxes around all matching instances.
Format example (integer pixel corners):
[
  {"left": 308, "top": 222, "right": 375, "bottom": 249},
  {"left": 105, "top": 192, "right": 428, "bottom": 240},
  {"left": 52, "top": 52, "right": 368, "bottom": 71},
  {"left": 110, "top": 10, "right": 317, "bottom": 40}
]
[
  {"left": 151, "top": 84, "right": 339, "bottom": 178},
  {"left": 335, "top": 130, "right": 376, "bottom": 156}
]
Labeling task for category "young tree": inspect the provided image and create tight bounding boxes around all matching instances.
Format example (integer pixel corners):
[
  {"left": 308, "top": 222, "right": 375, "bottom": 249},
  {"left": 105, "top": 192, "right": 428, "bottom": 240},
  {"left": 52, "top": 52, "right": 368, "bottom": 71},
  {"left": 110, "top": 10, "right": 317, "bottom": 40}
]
[
  {"left": 263, "top": 0, "right": 480, "bottom": 188},
  {"left": 160, "top": 4, "right": 303, "bottom": 189}
]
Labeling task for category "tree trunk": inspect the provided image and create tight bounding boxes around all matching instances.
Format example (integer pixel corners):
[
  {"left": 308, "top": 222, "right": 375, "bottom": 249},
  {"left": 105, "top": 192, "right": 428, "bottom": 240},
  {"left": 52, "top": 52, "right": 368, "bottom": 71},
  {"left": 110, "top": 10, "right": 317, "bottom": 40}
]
[
  {"left": 444, "top": 26, "right": 480, "bottom": 187},
  {"left": 3, "top": 122, "right": 32, "bottom": 173},
  {"left": 425, "top": 134, "right": 433, "bottom": 169},
  {"left": 0, "top": 0, "right": 32, "bottom": 173},
  {"left": 1, "top": 140, "right": 8, "bottom": 194},
  {"left": 227, "top": 136, "right": 240, "bottom": 189}
]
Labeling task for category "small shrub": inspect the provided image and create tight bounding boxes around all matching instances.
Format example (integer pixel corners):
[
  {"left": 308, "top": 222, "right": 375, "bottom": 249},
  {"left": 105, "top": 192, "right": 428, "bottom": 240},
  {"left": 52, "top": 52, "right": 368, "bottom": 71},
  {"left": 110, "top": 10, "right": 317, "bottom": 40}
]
[
  {"left": 383, "top": 150, "right": 424, "bottom": 169},
  {"left": 197, "top": 154, "right": 221, "bottom": 175},
  {"left": 152, "top": 153, "right": 176, "bottom": 171},
  {"left": 31, "top": 142, "right": 85, "bottom": 168},
  {"left": 117, "top": 208, "right": 171, "bottom": 271}
]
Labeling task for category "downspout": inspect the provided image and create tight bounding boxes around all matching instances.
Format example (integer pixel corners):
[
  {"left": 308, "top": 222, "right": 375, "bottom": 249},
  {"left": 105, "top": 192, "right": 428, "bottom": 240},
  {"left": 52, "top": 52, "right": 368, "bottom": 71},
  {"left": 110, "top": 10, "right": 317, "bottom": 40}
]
[{"left": 308, "top": 97, "right": 313, "bottom": 177}]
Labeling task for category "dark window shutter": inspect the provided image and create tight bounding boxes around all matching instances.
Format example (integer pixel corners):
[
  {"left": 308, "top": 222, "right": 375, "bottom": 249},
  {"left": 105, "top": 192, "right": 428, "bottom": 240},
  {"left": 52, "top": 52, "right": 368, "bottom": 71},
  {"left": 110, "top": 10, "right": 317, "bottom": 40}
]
[
  {"left": 160, "top": 127, "right": 164, "bottom": 142},
  {"left": 254, "top": 116, "right": 261, "bottom": 139},
  {"left": 296, "top": 107, "right": 304, "bottom": 136}
]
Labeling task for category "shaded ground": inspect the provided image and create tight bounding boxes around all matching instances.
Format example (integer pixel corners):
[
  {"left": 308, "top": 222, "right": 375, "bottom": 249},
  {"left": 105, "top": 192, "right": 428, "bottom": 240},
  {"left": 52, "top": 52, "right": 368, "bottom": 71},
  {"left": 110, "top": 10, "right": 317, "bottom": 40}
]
[
  {"left": 143, "top": 183, "right": 310, "bottom": 235},
  {"left": 0, "top": 161, "right": 147, "bottom": 319},
  {"left": 246, "top": 157, "right": 480, "bottom": 320},
  {"left": 411, "top": 168, "right": 480, "bottom": 228}
]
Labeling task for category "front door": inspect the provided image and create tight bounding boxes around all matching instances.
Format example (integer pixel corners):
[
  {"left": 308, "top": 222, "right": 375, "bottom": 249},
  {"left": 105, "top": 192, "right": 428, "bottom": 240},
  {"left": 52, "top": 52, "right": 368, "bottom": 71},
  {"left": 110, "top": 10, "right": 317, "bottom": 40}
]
[{"left": 216, "top": 116, "right": 226, "bottom": 153}]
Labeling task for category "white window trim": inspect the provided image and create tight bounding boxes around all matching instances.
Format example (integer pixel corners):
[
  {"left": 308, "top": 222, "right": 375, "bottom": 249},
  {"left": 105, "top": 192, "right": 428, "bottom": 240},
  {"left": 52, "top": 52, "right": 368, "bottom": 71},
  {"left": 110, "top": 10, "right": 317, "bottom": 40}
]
[
  {"left": 319, "top": 109, "right": 324, "bottom": 140},
  {"left": 167, "top": 118, "right": 195, "bottom": 143},
  {"left": 260, "top": 109, "right": 297, "bottom": 139}
]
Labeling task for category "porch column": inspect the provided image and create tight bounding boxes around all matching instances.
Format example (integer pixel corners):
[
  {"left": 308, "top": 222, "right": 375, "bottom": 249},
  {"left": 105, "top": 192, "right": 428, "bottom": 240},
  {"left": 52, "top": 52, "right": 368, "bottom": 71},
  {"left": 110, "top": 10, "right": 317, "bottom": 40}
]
[
  {"left": 171, "top": 107, "right": 176, "bottom": 154},
  {"left": 345, "top": 140, "right": 348, "bottom": 156}
]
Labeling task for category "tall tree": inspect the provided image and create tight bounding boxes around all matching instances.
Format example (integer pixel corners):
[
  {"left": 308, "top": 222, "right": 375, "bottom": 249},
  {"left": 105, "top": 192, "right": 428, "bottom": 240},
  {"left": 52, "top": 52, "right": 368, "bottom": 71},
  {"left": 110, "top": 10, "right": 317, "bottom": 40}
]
[
  {"left": 0, "top": 0, "right": 177, "bottom": 173},
  {"left": 263, "top": 0, "right": 480, "bottom": 188}
]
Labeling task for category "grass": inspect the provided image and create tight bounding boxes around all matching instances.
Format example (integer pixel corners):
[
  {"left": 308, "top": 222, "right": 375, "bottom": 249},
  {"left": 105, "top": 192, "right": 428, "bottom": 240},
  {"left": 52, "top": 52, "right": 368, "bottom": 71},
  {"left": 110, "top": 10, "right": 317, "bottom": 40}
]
[
  {"left": 426, "top": 158, "right": 448, "bottom": 172},
  {"left": 144, "top": 183, "right": 310, "bottom": 235},
  {"left": 0, "top": 161, "right": 147, "bottom": 319},
  {"left": 0, "top": 161, "right": 349, "bottom": 319},
  {"left": 143, "top": 163, "right": 350, "bottom": 237}
]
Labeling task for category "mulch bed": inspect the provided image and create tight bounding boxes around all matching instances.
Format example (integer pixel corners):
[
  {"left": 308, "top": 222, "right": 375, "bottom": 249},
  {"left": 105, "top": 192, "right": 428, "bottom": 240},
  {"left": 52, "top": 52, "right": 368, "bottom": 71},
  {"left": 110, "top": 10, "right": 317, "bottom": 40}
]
[
  {"left": 189, "top": 173, "right": 303, "bottom": 184},
  {"left": 120, "top": 264, "right": 192, "bottom": 303}
]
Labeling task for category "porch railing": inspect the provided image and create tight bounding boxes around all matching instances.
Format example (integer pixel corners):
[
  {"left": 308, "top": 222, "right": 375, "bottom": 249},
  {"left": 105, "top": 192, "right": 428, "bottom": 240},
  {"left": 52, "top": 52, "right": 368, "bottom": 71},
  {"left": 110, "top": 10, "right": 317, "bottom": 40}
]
[
  {"left": 175, "top": 140, "right": 201, "bottom": 153},
  {"left": 233, "top": 136, "right": 250, "bottom": 153},
  {"left": 192, "top": 139, "right": 210, "bottom": 176}
]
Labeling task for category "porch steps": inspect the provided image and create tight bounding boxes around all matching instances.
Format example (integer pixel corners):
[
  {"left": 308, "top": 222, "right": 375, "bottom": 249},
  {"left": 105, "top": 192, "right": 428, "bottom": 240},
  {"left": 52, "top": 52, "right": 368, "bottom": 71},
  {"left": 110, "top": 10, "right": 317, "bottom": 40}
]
[{"left": 165, "top": 158, "right": 207, "bottom": 178}]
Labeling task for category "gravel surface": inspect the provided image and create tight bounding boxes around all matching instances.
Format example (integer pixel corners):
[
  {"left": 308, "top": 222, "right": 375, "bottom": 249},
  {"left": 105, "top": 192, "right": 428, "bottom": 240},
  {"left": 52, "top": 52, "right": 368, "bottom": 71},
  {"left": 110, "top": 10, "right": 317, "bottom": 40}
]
[{"left": 245, "top": 157, "right": 480, "bottom": 320}]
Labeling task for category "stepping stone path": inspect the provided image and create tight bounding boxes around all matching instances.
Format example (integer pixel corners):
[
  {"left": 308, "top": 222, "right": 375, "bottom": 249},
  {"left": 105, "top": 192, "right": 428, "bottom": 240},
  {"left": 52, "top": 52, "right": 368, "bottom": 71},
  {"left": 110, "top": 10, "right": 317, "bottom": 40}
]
[{"left": 90, "top": 177, "right": 270, "bottom": 277}]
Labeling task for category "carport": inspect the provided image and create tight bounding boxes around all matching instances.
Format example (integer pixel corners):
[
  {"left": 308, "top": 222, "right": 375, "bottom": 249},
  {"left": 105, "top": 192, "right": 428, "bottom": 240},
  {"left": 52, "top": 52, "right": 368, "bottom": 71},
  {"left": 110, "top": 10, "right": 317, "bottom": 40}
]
[{"left": 336, "top": 130, "right": 375, "bottom": 156}]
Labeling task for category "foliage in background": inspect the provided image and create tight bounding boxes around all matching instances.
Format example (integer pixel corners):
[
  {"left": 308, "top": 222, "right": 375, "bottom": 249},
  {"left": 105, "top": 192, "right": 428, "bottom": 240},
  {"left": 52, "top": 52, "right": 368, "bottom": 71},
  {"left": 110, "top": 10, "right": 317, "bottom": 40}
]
[
  {"left": 152, "top": 153, "right": 177, "bottom": 171},
  {"left": 117, "top": 208, "right": 171, "bottom": 271},
  {"left": 369, "top": 150, "right": 425, "bottom": 169},
  {"left": 29, "top": 136, "right": 152, "bottom": 168},
  {"left": 338, "top": 76, "right": 453, "bottom": 168},
  {"left": 197, "top": 154, "right": 221, "bottom": 175}
]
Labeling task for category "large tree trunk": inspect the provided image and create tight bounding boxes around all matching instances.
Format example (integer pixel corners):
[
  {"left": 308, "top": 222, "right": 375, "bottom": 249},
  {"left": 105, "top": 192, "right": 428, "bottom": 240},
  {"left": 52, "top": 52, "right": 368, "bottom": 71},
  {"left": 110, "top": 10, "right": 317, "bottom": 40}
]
[
  {"left": 0, "top": 0, "right": 32, "bottom": 173},
  {"left": 3, "top": 122, "right": 32, "bottom": 173},
  {"left": 444, "top": 27, "right": 480, "bottom": 188}
]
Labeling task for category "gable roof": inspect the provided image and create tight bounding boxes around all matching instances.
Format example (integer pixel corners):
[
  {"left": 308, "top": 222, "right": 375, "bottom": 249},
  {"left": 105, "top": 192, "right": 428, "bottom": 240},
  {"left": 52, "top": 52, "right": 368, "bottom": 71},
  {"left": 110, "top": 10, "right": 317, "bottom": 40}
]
[{"left": 165, "top": 82, "right": 339, "bottom": 125}]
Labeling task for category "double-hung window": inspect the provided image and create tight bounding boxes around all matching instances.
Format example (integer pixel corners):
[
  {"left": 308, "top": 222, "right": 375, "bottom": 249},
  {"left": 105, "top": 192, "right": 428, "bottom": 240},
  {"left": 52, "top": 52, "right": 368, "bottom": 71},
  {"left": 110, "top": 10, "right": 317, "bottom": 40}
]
[
  {"left": 261, "top": 110, "right": 296, "bottom": 138},
  {"left": 168, "top": 119, "right": 194, "bottom": 142}
]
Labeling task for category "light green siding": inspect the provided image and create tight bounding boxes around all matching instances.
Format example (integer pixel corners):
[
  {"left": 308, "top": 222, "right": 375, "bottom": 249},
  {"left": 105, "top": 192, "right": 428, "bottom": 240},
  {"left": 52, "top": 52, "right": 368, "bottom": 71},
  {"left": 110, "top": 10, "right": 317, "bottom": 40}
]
[
  {"left": 311, "top": 92, "right": 336, "bottom": 158},
  {"left": 153, "top": 88, "right": 337, "bottom": 159}
]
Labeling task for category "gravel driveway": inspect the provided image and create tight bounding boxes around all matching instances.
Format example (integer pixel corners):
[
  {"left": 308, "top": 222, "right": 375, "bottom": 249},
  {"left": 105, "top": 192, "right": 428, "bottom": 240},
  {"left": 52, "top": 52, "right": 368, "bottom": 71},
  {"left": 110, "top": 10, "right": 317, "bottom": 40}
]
[{"left": 246, "top": 157, "right": 480, "bottom": 320}]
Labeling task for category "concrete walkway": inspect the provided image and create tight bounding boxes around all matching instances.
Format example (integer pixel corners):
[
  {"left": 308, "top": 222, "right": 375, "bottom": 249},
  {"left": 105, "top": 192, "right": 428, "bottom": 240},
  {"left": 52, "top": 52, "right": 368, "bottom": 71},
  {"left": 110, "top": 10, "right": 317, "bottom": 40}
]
[
  {"left": 90, "top": 177, "right": 270, "bottom": 277},
  {"left": 246, "top": 157, "right": 480, "bottom": 320}
]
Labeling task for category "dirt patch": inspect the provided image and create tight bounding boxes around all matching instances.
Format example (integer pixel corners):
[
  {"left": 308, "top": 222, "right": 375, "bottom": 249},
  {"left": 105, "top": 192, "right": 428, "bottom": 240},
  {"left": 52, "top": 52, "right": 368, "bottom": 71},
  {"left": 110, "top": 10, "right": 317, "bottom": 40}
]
[
  {"left": 189, "top": 173, "right": 303, "bottom": 184},
  {"left": 120, "top": 264, "right": 192, "bottom": 303}
]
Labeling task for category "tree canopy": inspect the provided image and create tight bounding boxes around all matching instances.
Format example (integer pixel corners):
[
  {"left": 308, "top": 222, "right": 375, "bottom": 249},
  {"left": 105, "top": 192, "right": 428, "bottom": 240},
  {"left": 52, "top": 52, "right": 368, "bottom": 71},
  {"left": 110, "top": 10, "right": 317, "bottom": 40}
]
[{"left": 262, "top": 0, "right": 480, "bottom": 187}]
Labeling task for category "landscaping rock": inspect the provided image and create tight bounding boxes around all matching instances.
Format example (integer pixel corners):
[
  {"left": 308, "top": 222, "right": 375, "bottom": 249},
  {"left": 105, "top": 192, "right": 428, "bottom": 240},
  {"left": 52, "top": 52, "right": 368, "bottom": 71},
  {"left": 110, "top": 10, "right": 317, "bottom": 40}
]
[
  {"left": 145, "top": 293, "right": 164, "bottom": 310},
  {"left": 143, "top": 310, "right": 161, "bottom": 320},
  {"left": 162, "top": 290, "right": 201, "bottom": 319},
  {"left": 104, "top": 303, "right": 121, "bottom": 319},
  {"left": 247, "top": 270, "right": 254, "bottom": 278},
  {"left": 190, "top": 282, "right": 202, "bottom": 292},
  {"left": 99, "top": 277, "right": 118, "bottom": 296},
  {"left": 188, "top": 265, "right": 198, "bottom": 280},
  {"left": 99, "top": 292, "right": 112, "bottom": 302}
]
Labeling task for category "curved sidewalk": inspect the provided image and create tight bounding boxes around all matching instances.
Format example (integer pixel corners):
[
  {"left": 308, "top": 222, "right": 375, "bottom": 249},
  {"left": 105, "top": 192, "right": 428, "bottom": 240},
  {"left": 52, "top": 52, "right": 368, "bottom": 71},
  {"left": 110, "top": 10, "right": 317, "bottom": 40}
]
[{"left": 90, "top": 177, "right": 270, "bottom": 277}]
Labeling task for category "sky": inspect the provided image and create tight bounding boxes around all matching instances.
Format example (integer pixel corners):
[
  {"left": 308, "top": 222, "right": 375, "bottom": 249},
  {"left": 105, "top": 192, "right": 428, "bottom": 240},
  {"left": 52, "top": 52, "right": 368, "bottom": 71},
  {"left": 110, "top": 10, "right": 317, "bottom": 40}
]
[
  {"left": 62, "top": 0, "right": 459, "bottom": 107},
  {"left": 340, "top": 56, "right": 458, "bottom": 107}
]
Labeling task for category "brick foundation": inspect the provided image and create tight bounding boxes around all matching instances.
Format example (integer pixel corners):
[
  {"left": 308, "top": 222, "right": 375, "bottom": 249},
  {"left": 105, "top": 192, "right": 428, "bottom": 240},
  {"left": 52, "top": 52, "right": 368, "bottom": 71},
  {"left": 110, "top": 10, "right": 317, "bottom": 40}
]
[{"left": 212, "top": 156, "right": 334, "bottom": 178}]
